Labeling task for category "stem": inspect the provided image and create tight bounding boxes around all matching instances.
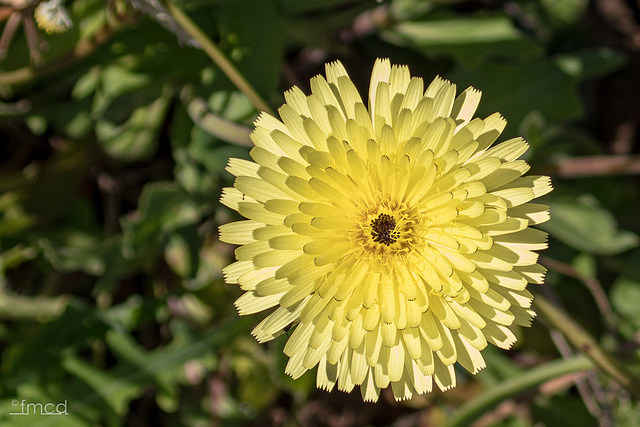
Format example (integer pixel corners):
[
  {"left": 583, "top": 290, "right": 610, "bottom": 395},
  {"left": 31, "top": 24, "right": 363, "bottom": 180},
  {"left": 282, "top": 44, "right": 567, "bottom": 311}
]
[
  {"left": 0, "top": 67, "right": 35, "bottom": 86},
  {"left": 165, "top": 1, "right": 274, "bottom": 116},
  {"left": 180, "top": 86, "right": 253, "bottom": 146},
  {"left": 541, "top": 256, "right": 616, "bottom": 333},
  {"left": 0, "top": 288, "right": 68, "bottom": 321},
  {"left": 447, "top": 355, "right": 593, "bottom": 427},
  {"left": 537, "top": 155, "right": 640, "bottom": 177},
  {"left": 0, "top": 22, "right": 118, "bottom": 86},
  {"left": 533, "top": 294, "right": 640, "bottom": 399}
]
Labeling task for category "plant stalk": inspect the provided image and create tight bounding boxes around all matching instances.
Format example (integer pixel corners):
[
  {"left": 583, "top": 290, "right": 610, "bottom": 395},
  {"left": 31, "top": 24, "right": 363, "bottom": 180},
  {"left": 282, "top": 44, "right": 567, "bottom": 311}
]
[
  {"left": 447, "top": 355, "right": 593, "bottom": 427},
  {"left": 165, "top": 1, "right": 274, "bottom": 116},
  {"left": 534, "top": 294, "right": 640, "bottom": 399}
]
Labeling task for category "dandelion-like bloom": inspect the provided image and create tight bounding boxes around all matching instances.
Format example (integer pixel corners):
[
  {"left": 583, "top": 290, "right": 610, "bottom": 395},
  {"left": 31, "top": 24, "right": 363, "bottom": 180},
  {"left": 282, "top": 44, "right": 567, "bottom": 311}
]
[{"left": 219, "top": 59, "right": 551, "bottom": 402}]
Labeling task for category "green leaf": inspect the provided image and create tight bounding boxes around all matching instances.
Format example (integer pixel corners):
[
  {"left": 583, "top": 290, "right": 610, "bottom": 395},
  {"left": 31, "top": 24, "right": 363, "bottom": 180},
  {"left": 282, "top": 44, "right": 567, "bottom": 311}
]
[
  {"left": 38, "top": 231, "right": 104, "bottom": 275},
  {"left": 0, "top": 192, "right": 34, "bottom": 238},
  {"left": 164, "top": 226, "right": 201, "bottom": 279},
  {"left": 96, "top": 84, "right": 172, "bottom": 162},
  {"left": 98, "top": 62, "right": 151, "bottom": 102},
  {"left": 62, "top": 353, "right": 142, "bottom": 418},
  {"left": 540, "top": 0, "right": 588, "bottom": 27},
  {"left": 47, "top": 97, "right": 94, "bottom": 139},
  {"left": 121, "top": 182, "right": 204, "bottom": 257},
  {"left": 184, "top": 239, "right": 229, "bottom": 292},
  {"left": 64, "top": 319, "right": 247, "bottom": 419},
  {"left": 611, "top": 277, "right": 640, "bottom": 335},
  {"left": 555, "top": 48, "right": 625, "bottom": 82},
  {"left": 447, "top": 56, "right": 583, "bottom": 138},
  {"left": 74, "top": 0, "right": 107, "bottom": 40},
  {"left": 100, "top": 295, "right": 162, "bottom": 331},
  {"left": 71, "top": 65, "right": 101, "bottom": 100},
  {"left": 2, "top": 301, "right": 110, "bottom": 390},
  {"left": 175, "top": 161, "right": 219, "bottom": 195},
  {"left": 540, "top": 194, "right": 639, "bottom": 255},
  {"left": 0, "top": 385, "right": 90, "bottom": 427},
  {"left": 572, "top": 253, "right": 597, "bottom": 278},
  {"left": 384, "top": 12, "right": 542, "bottom": 67},
  {"left": 389, "top": 0, "right": 435, "bottom": 21},
  {"left": 104, "top": 330, "right": 178, "bottom": 412}
]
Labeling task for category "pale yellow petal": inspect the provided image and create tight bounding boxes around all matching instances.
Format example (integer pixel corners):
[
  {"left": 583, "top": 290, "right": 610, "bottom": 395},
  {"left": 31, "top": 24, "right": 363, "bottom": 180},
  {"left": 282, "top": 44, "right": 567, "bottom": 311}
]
[
  {"left": 220, "top": 58, "right": 551, "bottom": 403},
  {"left": 317, "top": 356, "right": 338, "bottom": 392},
  {"left": 452, "top": 86, "right": 481, "bottom": 128}
]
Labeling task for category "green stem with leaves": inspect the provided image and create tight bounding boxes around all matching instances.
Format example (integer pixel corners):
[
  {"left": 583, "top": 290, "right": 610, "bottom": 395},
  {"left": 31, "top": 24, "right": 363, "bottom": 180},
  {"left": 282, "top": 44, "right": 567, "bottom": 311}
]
[
  {"left": 447, "top": 355, "right": 593, "bottom": 427},
  {"left": 165, "top": 1, "right": 274, "bottom": 116},
  {"left": 533, "top": 294, "right": 640, "bottom": 399}
]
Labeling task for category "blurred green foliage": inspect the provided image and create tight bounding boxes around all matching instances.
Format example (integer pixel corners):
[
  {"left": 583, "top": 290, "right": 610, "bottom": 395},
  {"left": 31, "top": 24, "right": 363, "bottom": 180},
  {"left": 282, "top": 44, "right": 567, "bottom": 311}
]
[{"left": 1, "top": 0, "right": 640, "bottom": 425}]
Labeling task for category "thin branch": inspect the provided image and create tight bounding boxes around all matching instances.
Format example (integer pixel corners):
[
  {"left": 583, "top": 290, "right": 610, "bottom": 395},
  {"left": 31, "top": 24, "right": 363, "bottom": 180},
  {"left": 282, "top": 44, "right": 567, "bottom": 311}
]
[
  {"left": 533, "top": 294, "right": 640, "bottom": 400},
  {"left": 180, "top": 86, "right": 253, "bottom": 147},
  {"left": 164, "top": 1, "right": 274, "bottom": 116},
  {"left": 0, "top": 20, "right": 118, "bottom": 86},
  {"left": 539, "top": 282, "right": 614, "bottom": 426},
  {"left": 446, "top": 355, "right": 594, "bottom": 427},
  {"left": 541, "top": 256, "right": 616, "bottom": 332},
  {"left": 0, "top": 287, "right": 68, "bottom": 321},
  {"left": 0, "top": 11, "right": 22, "bottom": 59},
  {"left": 548, "top": 328, "right": 613, "bottom": 425},
  {"left": 541, "top": 155, "right": 640, "bottom": 178}
]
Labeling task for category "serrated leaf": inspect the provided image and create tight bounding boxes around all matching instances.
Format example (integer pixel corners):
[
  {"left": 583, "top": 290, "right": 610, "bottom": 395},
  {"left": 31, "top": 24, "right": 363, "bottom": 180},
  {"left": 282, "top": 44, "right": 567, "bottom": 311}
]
[
  {"left": 62, "top": 319, "right": 247, "bottom": 419},
  {"left": 2, "top": 301, "right": 110, "bottom": 390},
  {"left": 62, "top": 354, "right": 142, "bottom": 417},
  {"left": 104, "top": 331, "right": 178, "bottom": 412}
]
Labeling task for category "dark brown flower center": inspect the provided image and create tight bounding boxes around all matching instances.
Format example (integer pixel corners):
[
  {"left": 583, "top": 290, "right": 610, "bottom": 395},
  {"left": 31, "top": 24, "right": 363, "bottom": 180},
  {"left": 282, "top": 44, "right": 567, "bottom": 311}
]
[{"left": 371, "top": 213, "right": 397, "bottom": 245}]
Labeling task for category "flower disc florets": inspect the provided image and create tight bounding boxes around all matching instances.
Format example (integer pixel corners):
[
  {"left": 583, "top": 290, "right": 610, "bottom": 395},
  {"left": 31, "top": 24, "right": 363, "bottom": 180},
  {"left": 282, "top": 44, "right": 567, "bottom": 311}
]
[{"left": 219, "top": 58, "right": 552, "bottom": 402}]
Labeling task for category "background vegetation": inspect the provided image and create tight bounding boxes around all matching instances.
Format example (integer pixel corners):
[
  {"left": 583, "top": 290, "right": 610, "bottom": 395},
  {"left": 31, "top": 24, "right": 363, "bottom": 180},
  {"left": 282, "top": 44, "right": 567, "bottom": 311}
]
[{"left": 1, "top": 0, "right": 640, "bottom": 425}]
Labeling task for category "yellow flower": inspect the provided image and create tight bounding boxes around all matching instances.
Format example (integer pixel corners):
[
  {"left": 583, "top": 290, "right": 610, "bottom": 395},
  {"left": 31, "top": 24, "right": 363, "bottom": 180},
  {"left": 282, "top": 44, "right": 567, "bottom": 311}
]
[{"left": 219, "top": 58, "right": 551, "bottom": 402}]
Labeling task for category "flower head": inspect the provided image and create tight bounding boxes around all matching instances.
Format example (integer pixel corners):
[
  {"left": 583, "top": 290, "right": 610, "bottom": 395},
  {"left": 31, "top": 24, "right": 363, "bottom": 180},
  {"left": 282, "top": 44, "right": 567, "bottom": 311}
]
[
  {"left": 35, "top": 0, "right": 73, "bottom": 35},
  {"left": 219, "top": 58, "right": 551, "bottom": 402}
]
